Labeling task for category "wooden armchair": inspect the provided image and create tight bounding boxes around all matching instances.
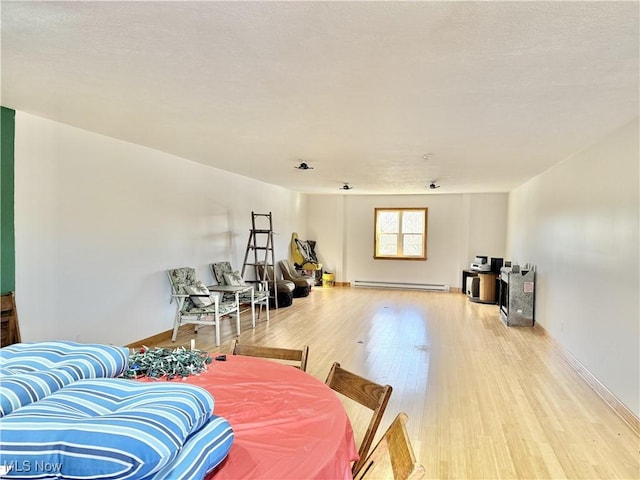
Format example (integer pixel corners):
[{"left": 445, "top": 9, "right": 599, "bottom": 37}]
[
  {"left": 230, "top": 339, "right": 309, "bottom": 371},
  {"left": 325, "top": 362, "right": 393, "bottom": 475},
  {"left": 354, "top": 412, "right": 425, "bottom": 480},
  {"left": 1, "top": 291, "right": 21, "bottom": 347}
]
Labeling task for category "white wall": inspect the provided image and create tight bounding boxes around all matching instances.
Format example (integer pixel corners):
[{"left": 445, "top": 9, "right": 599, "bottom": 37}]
[
  {"left": 14, "top": 112, "right": 307, "bottom": 345},
  {"left": 308, "top": 192, "right": 508, "bottom": 287},
  {"left": 307, "top": 195, "right": 345, "bottom": 278},
  {"left": 507, "top": 118, "right": 639, "bottom": 416}
]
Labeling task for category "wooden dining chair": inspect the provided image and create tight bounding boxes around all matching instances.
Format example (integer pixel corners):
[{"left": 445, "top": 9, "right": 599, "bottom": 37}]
[
  {"left": 1, "top": 291, "right": 21, "bottom": 347},
  {"left": 354, "top": 412, "right": 425, "bottom": 480},
  {"left": 325, "top": 362, "right": 393, "bottom": 476},
  {"left": 229, "top": 339, "right": 309, "bottom": 372}
]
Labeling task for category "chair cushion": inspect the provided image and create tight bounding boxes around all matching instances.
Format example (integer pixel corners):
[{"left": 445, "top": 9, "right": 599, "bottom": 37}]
[
  {"left": 168, "top": 267, "right": 198, "bottom": 295},
  {"left": 239, "top": 290, "right": 268, "bottom": 303},
  {"left": 0, "top": 370, "right": 76, "bottom": 417},
  {"left": 185, "top": 282, "right": 214, "bottom": 308},
  {"left": 184, "top": 300, "right": 237, "bottom": 316},
  {"left": 151, "top": 415, "right": 234, "bottom": 480},
  {"left": 223, "top": 271, "right": 246, "bottom": 286},
  {"left": 0, "top": 378, "right": 232, "bottom": 479},
  {"left": 0, "top": 341, "right": 129, "bottom": 416},
  {"left": 0, "top": 341, "right": 128, "bottom": 378},
  {"left": 212, "top": 262, "right": 233, "bottom": 285}
]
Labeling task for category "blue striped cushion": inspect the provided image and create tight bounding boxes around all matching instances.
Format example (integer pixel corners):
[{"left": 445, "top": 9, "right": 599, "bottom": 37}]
[
  {"left": 150, "top": 415, "right": 234, "bottom": 479},
  {"left": 0, "top": 378, "right": 230, "bottom": 479},
  {"left": 0, "top": 341, "right": 128, "bottom": 379},
  {"left": 0, "top": 341, "right": 129, "bottom": 416}
]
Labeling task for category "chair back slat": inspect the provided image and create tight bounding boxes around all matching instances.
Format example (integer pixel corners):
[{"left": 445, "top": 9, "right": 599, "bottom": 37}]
[
  {"left": 355, "top": 412, "right": 425, "bottom": 480},
  {"left": 326, "top": 364, "right": 389, "bottom": 410},
  {"left": 231, "top": 340, "right": 309, "bottom": 371},
  {"left": 325, "top": 362, "right": 392, "bottom": 475}
]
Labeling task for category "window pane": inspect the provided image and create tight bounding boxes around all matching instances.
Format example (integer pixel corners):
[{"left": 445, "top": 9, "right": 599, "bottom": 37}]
[
  {"left": 403, "top": 234, "right": 423, "bottom": 256},
  {"left": 402, "top": 211, "right": 424, "bottom": 233},
  {"left": 378, "top": 212, "right": 399, "bottom": 233},
  {"left": 378, "top": 234, "right": 398, "bottom": 255}
]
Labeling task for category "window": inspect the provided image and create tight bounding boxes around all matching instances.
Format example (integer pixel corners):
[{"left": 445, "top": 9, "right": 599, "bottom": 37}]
[{"left": 374, "top": 208, "right": 427, "bottom": 260}]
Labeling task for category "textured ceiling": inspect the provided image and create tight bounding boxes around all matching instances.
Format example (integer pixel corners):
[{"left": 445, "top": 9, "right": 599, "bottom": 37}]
[{"left": 1, "top": 1, "right": 638, "bottom": 194}]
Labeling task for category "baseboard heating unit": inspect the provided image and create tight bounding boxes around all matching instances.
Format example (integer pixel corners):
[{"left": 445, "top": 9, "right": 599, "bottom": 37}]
[{"left": 352, "top": 280, "right": 450, "bottom": 292}]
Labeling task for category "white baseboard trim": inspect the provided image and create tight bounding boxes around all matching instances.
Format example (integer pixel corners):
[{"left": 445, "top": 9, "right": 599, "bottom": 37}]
[{"left": 352, "top": 280, "right": 450, "bottom": 292}]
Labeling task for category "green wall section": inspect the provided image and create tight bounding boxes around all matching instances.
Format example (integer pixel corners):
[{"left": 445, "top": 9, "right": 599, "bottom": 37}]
[{"left": 1, "top": 107, "right": 16, "bottom": 294}]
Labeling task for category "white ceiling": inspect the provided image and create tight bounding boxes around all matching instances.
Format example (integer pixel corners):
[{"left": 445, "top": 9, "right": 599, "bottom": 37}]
[{"left": 1, "top": 1, "right": 638, "bottom": 195}]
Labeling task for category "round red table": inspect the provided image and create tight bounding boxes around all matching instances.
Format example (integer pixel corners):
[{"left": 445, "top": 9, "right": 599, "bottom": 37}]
[{"left": 151, "top": 355, "right": 359, "bottom": 479}]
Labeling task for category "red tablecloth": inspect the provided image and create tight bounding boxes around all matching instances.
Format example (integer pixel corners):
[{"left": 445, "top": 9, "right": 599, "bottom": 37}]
[{"left": 143, "top": 355, "right": 358, "bottom": 479}]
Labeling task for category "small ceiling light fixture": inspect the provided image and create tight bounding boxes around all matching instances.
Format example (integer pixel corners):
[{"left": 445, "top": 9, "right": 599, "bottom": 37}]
[
  {"left": 423, "top": 153, "right": 433, "bottom": 160},
  {"left": 340, "top": 183, "right": 353, "bottom": 191},
  {"left": 295, "top": 160, "right": 314, "bottom": 170},
  {"left": 428, "top": 181, "right": 440, "bottom": 190}
]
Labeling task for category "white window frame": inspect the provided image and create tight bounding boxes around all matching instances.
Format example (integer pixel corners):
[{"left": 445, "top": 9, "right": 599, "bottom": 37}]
[{"left": 374, "top": 208, "right": 428, "bottom": 260}]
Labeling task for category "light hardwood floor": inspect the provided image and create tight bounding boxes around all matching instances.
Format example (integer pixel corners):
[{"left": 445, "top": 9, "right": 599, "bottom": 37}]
[{"left": 159, "top": 287, "right": 640, "bottom": 479}]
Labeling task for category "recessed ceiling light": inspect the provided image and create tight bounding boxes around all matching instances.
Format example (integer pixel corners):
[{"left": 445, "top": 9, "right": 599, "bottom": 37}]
[
  {"left": 423, "top": 153, "right": 433, "bottom": 160},
  {"left": 295, "top": 160, "right": 314, "bottom": 170}
]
